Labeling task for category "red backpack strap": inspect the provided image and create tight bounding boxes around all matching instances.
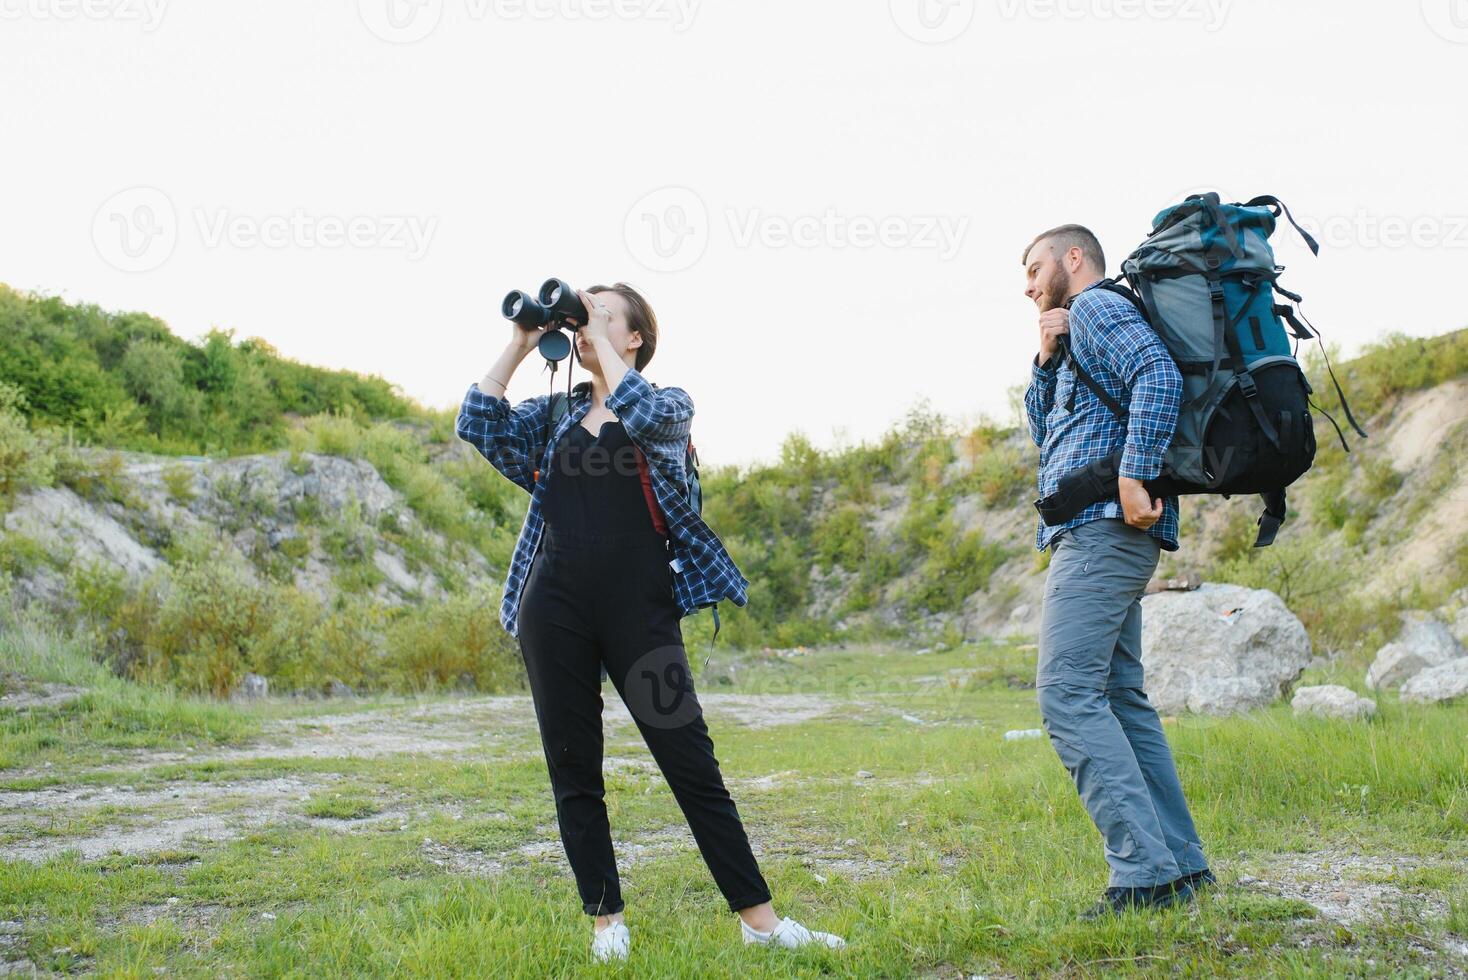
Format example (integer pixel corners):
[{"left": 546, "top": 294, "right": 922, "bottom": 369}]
[{"left": 634, "top": 447, "right": 669, "bottom": 538}]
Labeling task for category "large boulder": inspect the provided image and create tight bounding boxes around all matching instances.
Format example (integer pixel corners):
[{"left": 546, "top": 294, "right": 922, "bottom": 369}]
[
  {"left": 1140, "top": 584, "right": 1311, "bottom": 715},
  {"left": 1451, "top": 606, "right": 1468, "bottom": 649},
  {"left": 1365, "top": 616, "right": 1465, "bottom": 690},
  {"left": 1291, "top": 685, "right": 1377, "bottom": 721},
  {"left": 1399, "top": 658, "right": 1468, "bottom": 705}
]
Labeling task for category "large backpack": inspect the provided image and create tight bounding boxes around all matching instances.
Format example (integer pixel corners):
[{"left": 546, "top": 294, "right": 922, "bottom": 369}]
[{"left": 1048, "top": 193, "right": 1367, "bottom": 547}]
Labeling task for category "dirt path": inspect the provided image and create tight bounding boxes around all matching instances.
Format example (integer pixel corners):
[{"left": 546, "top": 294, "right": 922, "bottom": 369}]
[{"left": 2, "top": 692, "right": 848, "bottom": 864}]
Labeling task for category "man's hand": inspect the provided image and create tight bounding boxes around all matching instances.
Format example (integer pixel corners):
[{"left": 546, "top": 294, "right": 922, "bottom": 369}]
[
  {"left": 1118, "top": 476, "right": 1162, "bottom": 530},
  {"left": 1038, "top": 308, "right": 1070, "bottom": 365}
]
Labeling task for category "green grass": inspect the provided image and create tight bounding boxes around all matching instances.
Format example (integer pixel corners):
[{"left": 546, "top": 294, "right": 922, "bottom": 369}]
[
  {"left": 2, "top": 637, "right": 1466, "bottom": 976},
  {"left": 0, "top": 608, "right": 258, "bottom": 770}
]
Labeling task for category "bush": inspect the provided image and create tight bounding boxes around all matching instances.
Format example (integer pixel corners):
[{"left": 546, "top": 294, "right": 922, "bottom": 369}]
[
  {"left": 0, "top": 382, "right": 55, "bottom": 499},
  {"left": 382, "top": 591, "right": 522, "bottom": 693},
  {"left": 0, "top": 285, "right": 424, "bottom": 456}
]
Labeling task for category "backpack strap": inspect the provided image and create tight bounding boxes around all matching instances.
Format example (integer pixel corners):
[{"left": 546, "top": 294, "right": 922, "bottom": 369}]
[
  {"left": 1243, "top": 195, "right": 1320, "bottom": 256},
  {"left": 633, "top": 447, "right": 670, "bottom": 538},
  {"left": 1255, "top": 488, "right": 1287, "bottom": 548},
  {"left": 1058, "top": 291, "right": 1130, "bottom": 422},
  {"left": 1060, "top": 337, "right": 1127, "bottom": 421},
  {"left": 1212, "top": 275, "right": 1282, "bottom": 450},
  {"left": 534, "top": 392, "right": 573, "bottom": 486}
]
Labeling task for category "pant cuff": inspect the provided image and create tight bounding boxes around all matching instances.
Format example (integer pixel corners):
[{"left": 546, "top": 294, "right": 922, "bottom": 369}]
[
  {"left": 725, "top": 889, "right": 773, "bottom": 913},
  {"left": 583, "top": 898, "right": 625, "bottom": 916}
]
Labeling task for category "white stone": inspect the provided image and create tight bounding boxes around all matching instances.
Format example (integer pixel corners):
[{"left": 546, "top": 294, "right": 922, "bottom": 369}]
[
  {"left": 1399, "top": 657, "right": 1468, "bottom": 705},
  {"left": 1140, "top": 584, "right": 1312, "bottom": 716},
  {"left": 1291, "top": 685, "right": 1377, "bottom": 721},
  {"left": 1365, "top": 616, "right": 1465, "bottom": 690},
  {"left": 234, "top": 673, "right": 269, "bottom": 700}
]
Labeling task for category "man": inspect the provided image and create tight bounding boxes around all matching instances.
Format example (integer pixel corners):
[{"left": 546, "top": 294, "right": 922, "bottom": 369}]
[{"left": 1021, "top": 224, "right": 1213, "bottom": 918}]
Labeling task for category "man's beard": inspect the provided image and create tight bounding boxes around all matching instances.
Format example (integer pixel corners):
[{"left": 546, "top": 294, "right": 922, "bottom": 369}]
[{"left": 1039, "top": 266, "right": 1072, "bottom": 312}]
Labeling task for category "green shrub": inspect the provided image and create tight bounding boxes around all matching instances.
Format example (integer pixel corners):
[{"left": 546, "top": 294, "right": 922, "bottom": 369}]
[
  {"left": 161, "top": 462, "right": 197, "bottom": 504},
  {"left": 0, "top": 382, "right": 55, "bottom": 499},
  {"left": 0, "top": 533, "right": 50, "bottom": 577},
  {"left": 0, "top": 286, "right": 424, "bottom": 456},
  {"left": 382, "top": 591, "right": 522, "bottom": 693}
]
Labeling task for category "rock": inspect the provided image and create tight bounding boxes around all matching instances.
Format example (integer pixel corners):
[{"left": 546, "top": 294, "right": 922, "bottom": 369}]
[
  {"left": 4, "top": 486, "right": 162, "bottom": 581},
  {"left": 234, "top": 673, "right": 269, "bottom": 700},
  {"left": 326, "top": 679, "right": 355, "bottom": 699},
  {"left": 1291, "top": 685, "right": 1377, "bottom": 721},
  {"left": 1399, "top": 658, "right": 1468, "bottom": 705},
  {"left": 854, "top": 770, "right": 874, "bottom": 779},
  {"left": 1452, "top": 606, "right": 1468, "bottom": 648},
  {"left": 1365, "top": 616, "right": 1464, "bottom": 690},
  {"left": 1003, "top": 729, "right": 1044, "bottom": 741},
  {"left": 1140, "top": 584, "right": 1311, "bottom": 716}
]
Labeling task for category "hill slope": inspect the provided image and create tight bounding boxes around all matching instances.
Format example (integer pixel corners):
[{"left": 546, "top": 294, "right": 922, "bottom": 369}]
[{"left": 2, "top": 285, "right": 1466, "bottom": 694}]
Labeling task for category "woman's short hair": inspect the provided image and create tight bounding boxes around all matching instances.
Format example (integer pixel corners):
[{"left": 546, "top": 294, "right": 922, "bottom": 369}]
[{"left": 588, "top": 282, "right": 658, "bottom": 371}]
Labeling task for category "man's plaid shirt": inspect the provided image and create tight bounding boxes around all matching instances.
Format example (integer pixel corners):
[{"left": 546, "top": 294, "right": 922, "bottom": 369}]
[
  {"left": 455, "top": 367, "right": 749, "bottom": 637},
  {"left": 1024, "top": 283, "right": 1182, "bottom": 552}
]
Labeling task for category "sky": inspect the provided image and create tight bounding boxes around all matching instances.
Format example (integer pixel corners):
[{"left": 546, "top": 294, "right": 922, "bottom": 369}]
[{"left": 3, "top": 0, "right": 1466, "bottom": 467}]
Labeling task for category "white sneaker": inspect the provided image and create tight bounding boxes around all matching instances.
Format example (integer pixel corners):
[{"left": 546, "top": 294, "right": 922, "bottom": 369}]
[
  {"left": 741, "top": 915, "right": 846, "bottom": 949},
  {"left": 591, "top": 921, "right": 630, "bottom": 963}
]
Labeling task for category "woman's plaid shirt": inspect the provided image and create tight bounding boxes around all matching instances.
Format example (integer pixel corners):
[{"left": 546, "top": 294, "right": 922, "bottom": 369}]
[
  {"left": 1024, "top": 283, "right": 1183, "bottom": 553},
  {"left": 455, "top": 367, "right": 750, "bottom": 637}
]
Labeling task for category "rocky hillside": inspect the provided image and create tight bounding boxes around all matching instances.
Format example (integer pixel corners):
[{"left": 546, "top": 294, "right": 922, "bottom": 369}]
[
  {"left": 1, "top": 281, "right": 1466, "bottom": 694},
  {"left": 697, "top": 328, "right": 1468, "bottom": 661}
]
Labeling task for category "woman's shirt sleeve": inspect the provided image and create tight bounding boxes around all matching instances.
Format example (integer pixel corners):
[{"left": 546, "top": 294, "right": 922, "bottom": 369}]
[
  {"left": 454, "top": 383, "right": 552, "bottom": 493},
  {"left": 605, "top": 368, "right": 693, "bottom": 486}
]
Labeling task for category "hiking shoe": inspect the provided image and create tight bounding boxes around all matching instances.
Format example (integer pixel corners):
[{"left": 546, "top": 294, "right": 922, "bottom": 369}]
[
  {"left": 1080, "top": 881, "right": 1194, "bottom": 920},
  {"left": 741, "top": 916, "right": 846, "bottom": 949},
  {"left": 591, "top": 921, "right": 629, "bottom": 963},
  {"left": 1173, "top": 868, "right": 1217, "bottom": 894}
]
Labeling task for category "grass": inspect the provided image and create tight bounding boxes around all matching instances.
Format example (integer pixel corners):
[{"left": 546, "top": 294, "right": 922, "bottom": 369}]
[{"left": 2, "top": 632, "right": 1466, "bottom": 977}]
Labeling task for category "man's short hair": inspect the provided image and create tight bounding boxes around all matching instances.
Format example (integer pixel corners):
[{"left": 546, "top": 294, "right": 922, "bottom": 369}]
[{"left": 1022, "top": 224, "right": 1106, "bottom": 272}]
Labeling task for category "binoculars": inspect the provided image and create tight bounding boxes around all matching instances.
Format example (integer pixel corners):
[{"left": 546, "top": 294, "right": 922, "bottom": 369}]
[{"left": 502, "top": 278, "right": 587, "bottom": 362}]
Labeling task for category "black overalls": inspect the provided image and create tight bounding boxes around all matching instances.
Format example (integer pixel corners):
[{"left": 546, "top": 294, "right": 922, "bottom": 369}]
[{"left": 515, "top": 416, "right": 771, "bottom": 916}]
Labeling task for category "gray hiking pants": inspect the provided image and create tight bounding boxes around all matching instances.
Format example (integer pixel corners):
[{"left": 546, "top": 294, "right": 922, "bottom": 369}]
[{"left": 1036, "top": 518, "right": 1207, "bottom": 888}]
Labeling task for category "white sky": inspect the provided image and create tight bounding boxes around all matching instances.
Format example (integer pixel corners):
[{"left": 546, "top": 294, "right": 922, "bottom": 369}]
[{"left": 3, "top": 0, "right": 1466, "bottom": 467}]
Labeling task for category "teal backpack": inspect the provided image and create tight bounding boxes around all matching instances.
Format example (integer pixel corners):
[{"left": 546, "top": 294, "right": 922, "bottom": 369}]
[{"left": 1039, "top": 193, "right": 1367, "bottom": 546}]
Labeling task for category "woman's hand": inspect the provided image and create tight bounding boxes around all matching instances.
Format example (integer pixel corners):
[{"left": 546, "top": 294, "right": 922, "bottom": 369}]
[
  {"left": 509, "top": 321, "right": 543, "bottom": 355},
  {"left": 578, "top": 290, "right": 612, "bottom": 345}
]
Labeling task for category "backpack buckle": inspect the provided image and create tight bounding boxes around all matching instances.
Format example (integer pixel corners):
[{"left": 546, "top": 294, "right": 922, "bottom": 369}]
[{"left": 1237, "top": 373, "right": 1259, "bottom": 399}]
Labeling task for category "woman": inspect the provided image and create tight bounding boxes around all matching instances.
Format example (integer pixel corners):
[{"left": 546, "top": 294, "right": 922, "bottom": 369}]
[{"left": 455, "top": 283, "right": 845, "bottom": 962}]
